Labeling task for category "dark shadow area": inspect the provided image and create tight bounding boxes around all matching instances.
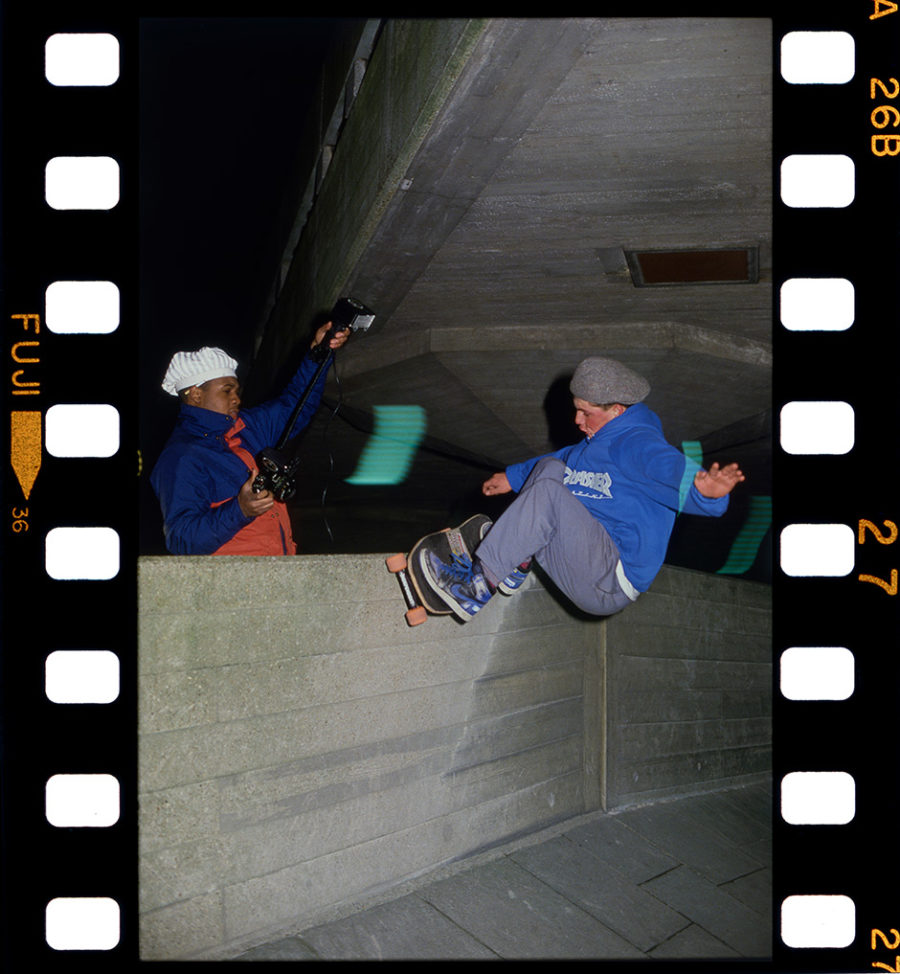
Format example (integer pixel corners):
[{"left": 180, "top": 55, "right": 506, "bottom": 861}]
[
  {"left": 282, "top": 403, "right": 514, "bottom": 555},
  {"left": 543, "top": 374, "right": 582, "bottom": 450}
]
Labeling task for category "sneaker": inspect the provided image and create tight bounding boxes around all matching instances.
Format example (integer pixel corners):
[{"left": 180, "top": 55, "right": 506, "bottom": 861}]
[
  {"left": 420, "top": 548, "right": 494, "bottom": 621},
  {"left": 498, "top": 559, "right": 532, "bottom": 595}
]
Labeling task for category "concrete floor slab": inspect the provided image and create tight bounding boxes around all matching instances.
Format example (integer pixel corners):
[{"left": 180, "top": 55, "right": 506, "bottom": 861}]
[
  {"left": 235, "top": 782, "right": 772, "bottom": 962},
  {"left": 688, "top": 789, "right": 772, "bottom": 848},
  {"left": 236, "top": 935, "right": 319, "bottom": 961},
  {"left": 291, "top": 893, "right": 496, "bottom": 960},
  {"left": 509, "top": 836, "right": 689, "bottom": 952},
  {"left": 719, "top": 866, "right": 772, "bottom": 916},
  {"left": 641, "top": 864, "right": 771, "bottom": 957},
  {"left": 648, "top": 922, "right": 741, "bottom": 959},
  {"left": 617, "top": 799, "right": 766, "bottom": 885},
  {"left": 419, "top": 857, "right": 645, "bottom": 959},
  {"left": 722, "top": 779, "right": 773, "bottom": 827},
  {"left": 744, "top": 835, "right": 773, "bottom": 865},
  {"left": 562, "top": 813, "right": 680, "bottom": 884}
]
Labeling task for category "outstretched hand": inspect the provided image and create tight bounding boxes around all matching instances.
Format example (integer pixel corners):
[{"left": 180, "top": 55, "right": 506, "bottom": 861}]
[
  {"left": 694, "top": 462, "right": 745, "bottom": 499},
  {"left": 482, "top": 472, "right": 512, "bottom": 496}
]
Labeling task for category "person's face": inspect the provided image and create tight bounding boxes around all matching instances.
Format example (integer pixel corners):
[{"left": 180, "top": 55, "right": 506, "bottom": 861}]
[
  {"left": 573, "top": 398, "right": 623, "bottom": 439},
  {"left": 190, "top": 375, "right": 242, "bottom": 419}
]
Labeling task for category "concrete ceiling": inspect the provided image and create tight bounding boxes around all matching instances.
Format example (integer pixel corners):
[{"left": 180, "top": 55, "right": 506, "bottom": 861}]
[{"left": 329, "top": 17, "right": 772, "bottom": 468}]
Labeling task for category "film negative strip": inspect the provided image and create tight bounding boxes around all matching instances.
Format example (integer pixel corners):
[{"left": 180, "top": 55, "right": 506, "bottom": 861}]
[
  {"left": 774, "top": 6, "right": 900, "bottom": 974},
  {"left": 1, "top": 2, "right": 137, "bottom": 965},
  {"left": 0, "top": 4, "right": 897, "bottom": 971}
]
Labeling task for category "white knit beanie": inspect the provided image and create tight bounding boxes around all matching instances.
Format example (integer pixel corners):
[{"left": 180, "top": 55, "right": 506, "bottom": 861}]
[{"left": 162, "top": 347, "right": 238, "bottom": 396}]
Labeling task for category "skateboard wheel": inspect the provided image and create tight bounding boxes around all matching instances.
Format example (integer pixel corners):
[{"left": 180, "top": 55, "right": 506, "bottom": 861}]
[
  {"left": 405, "top": 606, "right": 428, "bottom": 627},
  {"left": 385, "top": 553, "right": 407, "bottom": 573}
]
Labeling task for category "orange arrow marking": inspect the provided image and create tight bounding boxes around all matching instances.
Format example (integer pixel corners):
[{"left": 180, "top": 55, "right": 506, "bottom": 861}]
[{"left": 11, "top": 410, "right": 41, "bottom": 499}]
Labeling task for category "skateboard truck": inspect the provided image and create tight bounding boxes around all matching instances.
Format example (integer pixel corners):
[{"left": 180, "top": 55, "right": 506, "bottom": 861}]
[
  {"left": 252, "top": 297, "right": 375, "bottom": 500},
  {"left": 386, "top": 515, "right": 492, "bottom": 627},
  {"left": 385, "top": 553, "right": 428, "bottom": 627}
]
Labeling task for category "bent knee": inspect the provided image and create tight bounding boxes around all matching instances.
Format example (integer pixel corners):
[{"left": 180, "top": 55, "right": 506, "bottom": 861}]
[{"left": 530, "top": 456, "right": 565, "bottom": 481}]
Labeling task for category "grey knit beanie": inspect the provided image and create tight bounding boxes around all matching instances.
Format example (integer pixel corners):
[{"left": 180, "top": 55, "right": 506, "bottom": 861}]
[{"left": 569, "top": 357, "right": 650, "bottom": 405}]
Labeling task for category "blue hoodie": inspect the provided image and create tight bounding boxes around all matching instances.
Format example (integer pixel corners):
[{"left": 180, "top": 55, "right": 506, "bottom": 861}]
[{"left": 504, "top": 402, "right": 728, "bottom": 592}]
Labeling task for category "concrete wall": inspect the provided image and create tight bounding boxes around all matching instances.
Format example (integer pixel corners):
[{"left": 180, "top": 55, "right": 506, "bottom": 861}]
[
  {"left": 604, "top": 568, "right": 771, "bottom": 809},
  {"left": 248, "top": 18, "right": 488, "bottom": 395},
  {"left": 138, "top": 555, "right": 770, "bottom": 960}
]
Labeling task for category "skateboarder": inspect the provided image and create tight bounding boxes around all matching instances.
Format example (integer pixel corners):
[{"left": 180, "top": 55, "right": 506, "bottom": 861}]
[{"left": 419, "top": 356, "right": 745, "bottom": 621}]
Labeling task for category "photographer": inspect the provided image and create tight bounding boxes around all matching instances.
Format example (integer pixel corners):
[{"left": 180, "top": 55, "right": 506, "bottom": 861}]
[{"left": 150, "top": 321, "right": 348, "bottom": 555}]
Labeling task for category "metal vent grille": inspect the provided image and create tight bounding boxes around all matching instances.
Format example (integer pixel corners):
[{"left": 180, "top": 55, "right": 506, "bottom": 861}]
[{"left": 625, "top": 247, "right": 759, "bottom": 286}]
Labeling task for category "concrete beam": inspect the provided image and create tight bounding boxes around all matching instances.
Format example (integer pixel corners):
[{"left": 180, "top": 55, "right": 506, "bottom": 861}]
[
  {"left": 248, "top": 19, "right": 489, "bottom": 395},
  {"left": 334, "top": 321, "right": 771, "bottom": 380}
]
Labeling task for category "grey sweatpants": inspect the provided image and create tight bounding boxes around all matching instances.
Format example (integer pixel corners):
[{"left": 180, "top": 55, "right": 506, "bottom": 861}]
[{"left": 475, "top": 457, "right": 638, "bottom": 616}]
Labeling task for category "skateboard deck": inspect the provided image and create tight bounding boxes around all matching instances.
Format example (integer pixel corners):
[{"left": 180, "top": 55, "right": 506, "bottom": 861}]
[{"left": 386, "top": 514, "right": 492, "bottom": 626}]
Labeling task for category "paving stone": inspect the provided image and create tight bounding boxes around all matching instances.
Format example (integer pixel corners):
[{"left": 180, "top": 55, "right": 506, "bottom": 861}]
[
  {"left": 237, "top": 935, "right": 319, "bottom": 960},
  {"left": 510, "top": 835, "right": 689, "bottom": 952},
  {"left": 419, "top": 857, "right": 645, "bottom": 959},
  {"left": 688, "top": 790, "right": 772, "bottom": 849},
  {"left": 648, "top": 922, "right": 740, "bottom": 959},
  {"left": 720, "top": 783, "right": 772, "bottom": 829},
  {"left": 641, "top": 865, "right": 771, "bottom": 957},
  {"left": 617, "top": 800, "right": 765, "bottom": 884},
  {"left": 297, "top": 894, "right": 497, "bottom": 960},
  {"left": 241, "top": 783, "right": 772, "bottom": 961},
  {"left": 563, "top": 813, "right": 679, "bottom": 883},
  {"left": 743, "top": 835, "right": 772, "bottom": 865},
  {"left": 720, "top": 866, "right": 771, "bottom": 916}
]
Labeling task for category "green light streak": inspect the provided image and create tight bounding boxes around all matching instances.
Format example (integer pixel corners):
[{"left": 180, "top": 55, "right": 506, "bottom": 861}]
[
  {"left": 716, "top": 495, "right": 772, "bottom": 575},
  {"left": 345, "top": 405, "right": 427, "bottom": 486},
  {"left": 679, "top": 440, "right": 704, "bottom": 512}
]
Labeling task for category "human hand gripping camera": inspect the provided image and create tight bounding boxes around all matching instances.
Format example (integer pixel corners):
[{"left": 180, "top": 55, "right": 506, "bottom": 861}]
[
  {"left": 230, "top": 320, "right": 350, "bottom": 518},
  {"left": 250, "top": 297, "right": 374, "bottom": 503}
]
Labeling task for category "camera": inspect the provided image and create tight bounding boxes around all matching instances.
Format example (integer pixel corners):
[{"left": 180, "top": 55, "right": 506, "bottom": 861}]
[
  {"left": 251, "top": 297, "right": 374, "bottom": 499},
  {"left": 252, "top": 446, "right": 299, "bottom": 501},
  {"left": 310, "top": 296, "right": 375, "bottom": 361}
]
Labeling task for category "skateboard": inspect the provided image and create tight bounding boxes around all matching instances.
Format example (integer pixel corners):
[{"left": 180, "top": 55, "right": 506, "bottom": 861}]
[{"left": 386, "top": 514, "right": 492, "bottom": 626}]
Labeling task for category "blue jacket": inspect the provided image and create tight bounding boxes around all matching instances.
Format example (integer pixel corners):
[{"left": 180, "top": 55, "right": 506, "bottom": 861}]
[
  {"left": 505, "top": 403, "right": 728, "bottom": 592},
  {"left": 150, "top": 354, "right": 328, "bottom": 554}
]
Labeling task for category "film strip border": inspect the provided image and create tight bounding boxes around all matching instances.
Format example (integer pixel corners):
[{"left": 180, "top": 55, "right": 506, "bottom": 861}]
[
  {"left": 1, "top": 4, "right": 138, "bottom": 965},
  {"left": 774, "top": 7, "right": 900, "bottom": 974},
  {"left": 0, "top": 6, "right": 897, "bottom": 971}
]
